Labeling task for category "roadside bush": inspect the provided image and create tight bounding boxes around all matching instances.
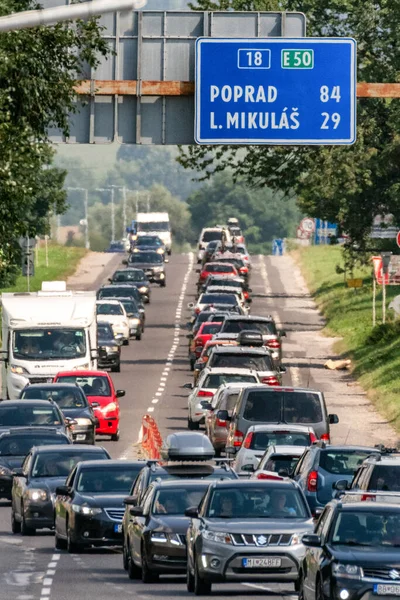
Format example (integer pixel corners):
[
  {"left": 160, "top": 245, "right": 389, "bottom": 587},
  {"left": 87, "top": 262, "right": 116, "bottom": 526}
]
[{"left": 366, "top": 321, "right": 400, "bottom": 346}]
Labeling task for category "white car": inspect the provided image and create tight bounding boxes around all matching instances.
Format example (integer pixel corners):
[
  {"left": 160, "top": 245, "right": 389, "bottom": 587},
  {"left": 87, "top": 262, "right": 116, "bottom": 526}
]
[
  {"left": 96, "top": 300, "right": 130, "bottom": 344},
  {"left": 233, "top": 424, "right": 317, "bottom": 475},
  {"left": 205, "top": 286, "right": 250, "bottom": 313},
  {"left": 184, "top": 367, "right": 260, "bottom": 430},
  {"left": 188, "top": 292, "right": 241, "bottom": 317},
  {"left": 197, "top": 227, "right": 232, "bottom": 263},
  {"left": 251, "top": 445, "right": 307, "bottom": 480}
]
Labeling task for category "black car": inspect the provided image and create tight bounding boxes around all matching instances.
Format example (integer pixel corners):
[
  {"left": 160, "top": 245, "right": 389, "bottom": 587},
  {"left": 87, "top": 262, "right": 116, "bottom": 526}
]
[
  {"left": 131, "top": 235, "right": 166, "bottom": 260},
  {"left": 0, "top": 400, "right": 73, "bottom": 439},
  {"left": 125, "top": 251, "right": 167, "bottom": 287},
  {"left": 105, "top": 241, "right": 126, "bottom": 253},
  {"left": 97, "top": 321, "right": 122, "bottom": 373},
  {"left": 19, "top": 384, "right": 97, "bottom": 445},
  {"left": 299, "top": 497, "right": 400, "bottom": 600},
  {"left": 124, "top": 480, "right": 210, "bottom": 582},
  {"left": 55, "top": 460, "right": 143, "bottom": 552},
  {"left": 11, "top": 444, "right": 110, "bottom": 535},
  {"left": 0, "top": 428, "right": 71, "bottom": 500},
  {"left": 109, "top": 268, "right": 151, "bottom": 303}
]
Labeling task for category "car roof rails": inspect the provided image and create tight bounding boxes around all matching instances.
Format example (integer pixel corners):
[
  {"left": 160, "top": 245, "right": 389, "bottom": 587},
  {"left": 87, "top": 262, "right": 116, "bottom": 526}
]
[
  {"left": 146, "top": 459, "right": 159, "bottom": 470},
  {"left": 315, "top": 440, "right": 327, "bottom": 449},
  {"left": 374, "top": 444, "right": 399, "bottom": 455}
]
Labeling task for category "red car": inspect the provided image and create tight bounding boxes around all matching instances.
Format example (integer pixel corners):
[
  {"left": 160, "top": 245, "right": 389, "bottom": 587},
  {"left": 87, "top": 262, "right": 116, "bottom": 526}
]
[
  {"left": 197, "top": 262, "right": 239, "bottom": 289},
  {"left": 189, "top": 322, "right": 223, "bottom": 368},
  {"left": 53, "top": 370, "right": 125, "bottom": 441}
]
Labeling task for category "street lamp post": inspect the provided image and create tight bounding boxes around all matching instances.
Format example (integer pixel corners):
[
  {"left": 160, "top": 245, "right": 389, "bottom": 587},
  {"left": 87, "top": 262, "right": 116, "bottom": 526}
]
[{"left": 67, "top": 187, "right": 90, "bottom": 249}]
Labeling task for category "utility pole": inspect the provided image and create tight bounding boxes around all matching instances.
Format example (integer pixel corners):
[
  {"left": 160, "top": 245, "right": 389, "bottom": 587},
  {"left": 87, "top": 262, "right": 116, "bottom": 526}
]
[
  {"left": 122, "top": 186, "right": 127, "bottom": 237},
  {"left": 96, "top": 187, "right": 115, "bottom": 243},
  {"left": 67, "top": 187, "right": 90, "bottom": 249},
  {"left": 147, "top": 193, "right": 150, "bottom": 212}
]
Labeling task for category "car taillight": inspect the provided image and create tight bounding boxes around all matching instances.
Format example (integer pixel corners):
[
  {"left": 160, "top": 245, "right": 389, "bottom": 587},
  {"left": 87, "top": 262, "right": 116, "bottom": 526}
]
[
  {"left": 261, "top": 376, "right": 280, "bottom": 386},
  {"left": 195, "top": 308, "right": 201, "bottom": 314},
  {"left": 239, "top": 267, "right": 248, "bottom": 274},
  {"left": 307, "top": 470, "right": 318, "bottom": 492},
  {"left": 233, "top": 430, "right": 244, "bottom": 446},
  {"left": 257, "top": 473, "right": 283, "bottom": 480},
  {"left": 243, "top": 432, "right": 253, "bottom": 449},
  {"left": 216, "top": 417, "right": 227, "bottom": 427},
  {"left": 361, "top": 494, "right": 376, "bottom": 502},
  {"left": 244, "top": 291, "right": 249, "bottom": 299},
  {"left": 265, "top": 339, "right": 281, "bottom": 349},
  {"left": 197, "top": 390, "right": 214, "bottom": 398},
  {"left": 310, "top": 432, "right": 318, "bottom": 443},
  {"left": 320, "top": 433, "right": 330, "bottom": 442}
]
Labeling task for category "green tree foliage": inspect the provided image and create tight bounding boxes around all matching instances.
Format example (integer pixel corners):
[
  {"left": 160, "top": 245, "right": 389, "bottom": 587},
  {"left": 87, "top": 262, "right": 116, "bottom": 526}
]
[
  {"left": 179, "top": 0, "right": 400, "bottom": 254},
  {"left": 0, "top": 0, "right": 109, "bottom": 286},
  {"left": 187, "top": 173, "right": 302, "bottom": 252}
]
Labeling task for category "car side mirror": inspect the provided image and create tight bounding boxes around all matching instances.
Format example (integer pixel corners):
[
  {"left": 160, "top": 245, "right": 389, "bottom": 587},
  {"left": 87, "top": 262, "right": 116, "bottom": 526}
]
[
  {"left": 91, "top": 402, "right": 100, "bottom": 408},
  {"left": 279, "top": 366, "right": 287, "bottom": 373},
  {"left": 314, "top": 508, "right": 324, "bottom": 520},
  {"left": 187, "top": 302, "right": 194, "bottom": 309},
  {"left": 65, "top": 417, "right": 77, "bottom": 427},
  {"left": 116, "top": 390, "right": 126, "bottom": 398},
  {"left": 184, "top": 506, "right": 199, "bottom": 518},
  {"left": 108, "top": 278, "right": 113, "bottom": 283},
  {"left": 124, "top": 496, "right": 137, "bottom": 506},
  {"left": 122, "top": 260, "right": 128, "bottom": 265},
  {"left": 279, "top": 330, "right": 287, "bottom": 337},
  {"left": 241, "top": 464, "right": 255, "bottom": 473},
  {"left": 216, "top": 409, "right": 230, "bottom": 421},
  {"left": 164, "top": 259, "right": 169, "bottom": 264},
  {"left": 195, "top": 269, "right": 201, "bottom": 274},
  {"left": 130, "top": 506, "right": 143, "bottom": 516},
  {"left": 333, "top": 479, "right": 349, "bottom": 491},
  {"left": 182, "top": 382, "right": 193, "bottom": 389},
  {"left": 302, "top": 534, "right": 322, "bottom": 548},
  {"left": 56, "top": 485, "right": 72, "bottom": 496},
  {"left": 329, "top": 414, "right": 339, "bottom": 424}
]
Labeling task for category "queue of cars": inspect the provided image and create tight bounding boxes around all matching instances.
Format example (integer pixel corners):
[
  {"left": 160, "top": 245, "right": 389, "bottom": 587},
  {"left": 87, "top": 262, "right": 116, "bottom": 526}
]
[{"left": 0, "top": 218, "right": 399, "bottom": 599}]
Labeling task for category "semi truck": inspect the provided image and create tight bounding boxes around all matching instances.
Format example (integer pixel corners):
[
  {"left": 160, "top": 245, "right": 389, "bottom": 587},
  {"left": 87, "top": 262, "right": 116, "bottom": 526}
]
[
  {"left": 1, "top": 281, "right": 98, "bottom": 399},
  {"left": 136, "top": 212, "right": 172, "bottom": 255}
]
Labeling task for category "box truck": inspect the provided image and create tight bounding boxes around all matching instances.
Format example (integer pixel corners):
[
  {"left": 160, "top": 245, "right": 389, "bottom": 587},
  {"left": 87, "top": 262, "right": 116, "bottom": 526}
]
[{"left": 136, "top": 212, "right": 172, "bottom": 255}]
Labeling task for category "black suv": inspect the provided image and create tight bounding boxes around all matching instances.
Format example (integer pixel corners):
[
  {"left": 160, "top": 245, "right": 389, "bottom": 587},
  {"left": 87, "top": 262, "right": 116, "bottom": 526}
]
[{"left": 299, "top": 497, "right": 400, "bottom": 600}]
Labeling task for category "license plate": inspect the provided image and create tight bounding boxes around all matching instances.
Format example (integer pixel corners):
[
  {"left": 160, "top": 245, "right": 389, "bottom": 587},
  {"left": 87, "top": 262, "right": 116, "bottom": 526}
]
[
  {"left": 114, "top": 524, "right": 123, "bottom": 533},
  {"left": 374, "top": 585, "right": 400, "bottom": 596},
  {"left": 243, "top": 557, "right": 282, "bottom": 568},
  {"left": 76, "top": 434, "right": 86, "bottom": 441}
]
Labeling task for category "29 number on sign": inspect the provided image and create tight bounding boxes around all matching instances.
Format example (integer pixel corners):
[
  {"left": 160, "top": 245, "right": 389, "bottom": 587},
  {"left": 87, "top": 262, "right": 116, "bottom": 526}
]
[{"left": 320, "top": 86, "right": 341, "bottom": 130}]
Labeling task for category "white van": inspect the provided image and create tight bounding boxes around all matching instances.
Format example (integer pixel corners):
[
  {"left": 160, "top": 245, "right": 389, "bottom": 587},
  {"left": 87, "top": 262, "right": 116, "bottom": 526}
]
[
  {"left": 1, "top": 282, "right": 98, "bottom": 399},
  {"left": 197, "top": 227, "right": 231, "bottom": 263}
]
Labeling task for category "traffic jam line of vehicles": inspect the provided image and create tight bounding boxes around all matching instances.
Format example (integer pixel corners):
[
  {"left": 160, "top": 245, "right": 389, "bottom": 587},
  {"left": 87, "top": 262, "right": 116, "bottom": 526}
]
[{"left": 0, "top": 216, "right": 399, "bottom": 599}]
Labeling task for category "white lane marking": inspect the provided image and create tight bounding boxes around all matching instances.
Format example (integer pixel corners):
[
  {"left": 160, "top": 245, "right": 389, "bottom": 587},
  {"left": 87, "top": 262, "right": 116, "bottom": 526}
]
[
  {"left": 47, "top": 563, "right": 57, "bottom": 568},
  {"left": 42, "top": 579, "right": 53, "bottom": 586},
  {"left": 147, "top": 407, "right": 154, "bottom": 413},
  {"left": 0, "top": 536, "right": 22, "bottom": 545},
  {"left": 38, "top": 552, "right": 60, "bottom": 600},
  {"left": 152, "top": 399, "right": 158, "bottom": 404},
  {"left": 52, "top": 555, "right": 60, "bottom": 561},
  {"left": 242, "top": 583, "right": 274, "bottom": 592},
  {"left": 291, "top": 366, "right": 302, "bottom": 387}
]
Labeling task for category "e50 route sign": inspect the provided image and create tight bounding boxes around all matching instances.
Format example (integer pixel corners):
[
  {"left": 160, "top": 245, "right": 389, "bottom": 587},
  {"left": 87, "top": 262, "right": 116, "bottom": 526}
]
[{"left": 195, "top": 38, "right": 356, "bottom": 145}]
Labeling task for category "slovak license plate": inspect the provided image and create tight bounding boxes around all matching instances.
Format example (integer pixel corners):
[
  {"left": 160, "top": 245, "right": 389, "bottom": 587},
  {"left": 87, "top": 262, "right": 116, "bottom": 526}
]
[
  {"left": 374, "top": 585, "right": 400, "bottom": 596},
  {"left": 243, "top": 557, "right": 282, "bottom": 568},
  {"left": 114, "top": 524, "right": 123, "bottom": 533}
]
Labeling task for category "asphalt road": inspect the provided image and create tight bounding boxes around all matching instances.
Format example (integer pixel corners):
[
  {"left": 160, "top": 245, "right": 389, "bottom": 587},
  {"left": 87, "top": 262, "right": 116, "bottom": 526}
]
[{"left": 0, "top": 252, "right": 389, "bottom": 600}]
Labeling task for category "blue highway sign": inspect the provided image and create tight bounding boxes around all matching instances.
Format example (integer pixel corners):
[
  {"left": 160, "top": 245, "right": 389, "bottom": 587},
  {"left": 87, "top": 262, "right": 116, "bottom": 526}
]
[{"left": 195, "top": 38, "right": 356, "bottom": 145}]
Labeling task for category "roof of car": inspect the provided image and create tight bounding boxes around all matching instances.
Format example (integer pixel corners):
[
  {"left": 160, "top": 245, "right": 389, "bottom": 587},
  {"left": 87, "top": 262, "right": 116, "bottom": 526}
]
[
  {"left": 364, "top": 454, "right": 400, "bottom": 464},
  {"left": 96, "top": 299, "right": 123, "bottom": 304},
  {"left": 114, "top": 268, "right": 144, "bottom": 272},
  {"left": 267, "top": 445, "right": 307, "bottom": 456},
  {"left": 0, "top": 428, "right": 70, "bottom": 438},
  {"left": 101, "top": 284, "right": 139, "bottom": 289},
  {"left": 222, "top": 315, "right": 275, "bottom": 322},
  {"left": 209, "top": 346, "right": 270, "bottom": 356},
  {"left": 151, "top": 479, "right": 213, "bottom": 489},
  {"left": 209, "top": 478, "right": 298, "bottom": 489},
  {"left": 203, "top": 263, "right": 237, "bottom": 269},
  {"left": 0, "top": 399, "right": 59, "bottom": 407},
  {"left": 55, "top": 370, "right": 110, "bottom": 377},
  {"left": 317, "top": 445, "right": 380, "bottom": 453},
  {"left": 23, "top": 383, "right": 80, "bottom": 390},
  {"left": 77, "top": 460, "right": 143, "bottom": 469},
  {"left": 248, "top": 424, "right": 315, "bottom": 433},
  {"left": 203, "top": 367, "right": 259, "bottom": 375},
  {"left": 332, "top": 499, "right": 400, "bottom": 512},
  {"left": 31, "top": 444, "right": 106, "bottom": 454},
  {"left": 236, "top": 385, "right": 322, "bottom": 394}
]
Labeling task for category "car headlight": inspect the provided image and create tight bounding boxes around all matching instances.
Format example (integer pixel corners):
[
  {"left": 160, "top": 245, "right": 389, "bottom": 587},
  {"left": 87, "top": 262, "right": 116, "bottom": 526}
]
[
  {"left": 10, "top": 365, "right": 29, "bottom": 375},
  {"left": 151, "top": 532, "right": 168, "bottom": 543},
  {"left": 107, "top": 346, "right": 119, "bottom": 353},
  {"left": 130, "top": 318, "right": 141, "bottom": 325},
  {"left": 27, "top": 489, "right": 48, "bottom": 501},
  {"left": 153, "top": 266, "right": 162, "bottom": 272},
  {"left": 133, "top": 248, "right": 140, "bottom": 253},
  {"left": 291, "top": 532, "right": 309, "bottom": 545},
  {"left": 159, "top": 273, "right": 165, "bottom": 279},
  {"left": 202, "top": 530, "right": 232, "bottom": 544},
  {"left": 332, "top": 563, "right": 362, "bottom": 579},
  {"left": 72, "top": 504, "right": 102, "bottom": 515},
  {"left": 100, "top": 402, "right": 117, "bottom": 414},
  {"left": 138, "top": 286, "right": 148, "bottom": 293},
  {"left": 74, "top": 418, "right": 92, "bottom": 426},
  {"left": 156, "top": 248, "right": 164, "bottom": 254},
  {"left": 0, "top": 466, "right": 12, "bottom": 476}
]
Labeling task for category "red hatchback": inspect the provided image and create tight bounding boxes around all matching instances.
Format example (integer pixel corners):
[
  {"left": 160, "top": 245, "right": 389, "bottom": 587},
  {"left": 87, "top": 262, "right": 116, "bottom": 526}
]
[
  {"left": 53, "top": 370, "right": 125, "bottom": 441},
  {"left": 198, "top": 262, "right": 239, "bottom": 288}
]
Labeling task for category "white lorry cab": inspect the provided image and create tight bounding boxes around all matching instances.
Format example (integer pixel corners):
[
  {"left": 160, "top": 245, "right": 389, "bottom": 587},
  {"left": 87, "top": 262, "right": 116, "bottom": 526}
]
[
  {"left": 136, "top": 212, "right": 172, "bottom": 255},
  {"left": 1, "top": 282, "right": 98, "bottom": 399}
]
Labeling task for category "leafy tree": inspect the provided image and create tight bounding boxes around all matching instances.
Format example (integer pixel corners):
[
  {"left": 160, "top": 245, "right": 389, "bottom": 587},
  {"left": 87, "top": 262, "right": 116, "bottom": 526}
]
[
  {"left": 0, "top": 0, "right": 109, "bottom": 286},
  {"left": 179, "top": 0, "right": 400, "bottom": 256}
]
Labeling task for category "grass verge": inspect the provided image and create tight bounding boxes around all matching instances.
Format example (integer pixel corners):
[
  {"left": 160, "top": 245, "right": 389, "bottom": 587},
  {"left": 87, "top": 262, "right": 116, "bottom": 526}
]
[
  {"left": 1, "top": 244, "right": 88, "bottom": 294},
  {"left": 295, "top": 245, "right": 400, "bottom": 434}
]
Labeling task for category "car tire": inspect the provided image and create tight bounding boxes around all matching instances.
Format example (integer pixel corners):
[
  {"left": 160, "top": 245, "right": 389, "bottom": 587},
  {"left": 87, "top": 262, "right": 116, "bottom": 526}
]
[
  {"left": 11, "top": 509, "right": 21, "bottom": 534},
  {"left": 160, "top": 281, "right": 166, "bottom": 288},
  {"left": 111, "top": 430, "right": 120, "bottom": 442},
  {"left": 190, "top": 359, "right": 195, "bottom": 372},
  {"left": 168, "top": 249, "right": 172, "bottom": 256},
  {"left": 187, "top": 564, "right": 195, "bottom": 592},
  {"left": 136, "top": 330, "right": 142, "bottom": 341},
  {"left": 194, "top": 558, "right": 212, "bottom": 595},
  {"left": 141, "top": 548, "right": 159, "bottom": 583},
  {"left": 128, "top": 547, "right": 142, "bottom": 579},
  {"left": 21, "top": 505, "right": 35, "bottom": 536},
  {"left": 123, "top": 339, "right": 129, "bottom": 346},
  {"left": 123, "top": 540, "right": 129, "bottom": 570},
  {"left": 316, "top": 577, "right": 326, "bottom": 600},
  {"left": 188, "top": 417, "right": 200, "bottom": 431},
  {"left": 214, "top": 447, "right": 222, "bottom": 458},
  {"left": 55, "top": 531, "right": 67, "bottom": 550},
  {"left": 67, "top": 524, "right": 79, "bottom": 553},
  {"left": 111, "top": 363, "right": 121, "bottom": 373}
]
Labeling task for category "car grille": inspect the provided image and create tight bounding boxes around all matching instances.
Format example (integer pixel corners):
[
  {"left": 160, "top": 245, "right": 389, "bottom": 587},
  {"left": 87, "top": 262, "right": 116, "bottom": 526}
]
[
  {"left": 29, "top": 376, "right": 53, "bottom": 384},
  {"left": 231, "top": 533, "right": 292, "bottom": 546},
  {"left": 104, "top": 508, "right": 125, "bottom": 522},
  {"left": 363, "top": 567, "right": 400, "bottom": 581}
]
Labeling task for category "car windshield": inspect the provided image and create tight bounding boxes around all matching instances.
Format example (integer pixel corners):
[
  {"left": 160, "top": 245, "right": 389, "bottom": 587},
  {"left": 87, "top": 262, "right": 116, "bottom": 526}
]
[
  {"left": 319, "top": 450, "right": 373, "bottom": 476},
  {"left": 210, "top": 353, "right": 274, "bottom": 371},
  {"left": 217, "top": 258, "right": 244, "bottom": 268},
  {"left": 153, "top": 485, "right": 208, "bottom": 515},
  {"left": 119, "top": 299, "right": 139, "bottom": 316},
  {"left": 138, "top": 222, "right": 169, "bottom": 232},
  {"left": 369, "top": 465, "right": 400, "bottom": 491},
  {"left": 0, "top": 434, "right": 68, "bottom": 456},
  {"left": 243, "top": 391, "right": 323, "bottom": 424},
  {"left": 97, "top": 303, "right": 123, "bottom": 316},
  {"left": 222, "top": 320, "right": 277, "bottom": 335},
  {"left": 21, "top": 387, "right": 88, "bottom": 409},
  {"left": 331, "top": 510, "right": 400, "bottom": 547},
  {"left": 201, "top": 294, "right": 238, "bottom": 305},
  {"left": 97, "top": 324, "right": 114, "bottom": 342},
  {"left": 13, "top": 329, "right": 86, "bottom": 361},
  {"left": 113, "top": 270, "right": 145, "bottom": 282},
  {"left": 204, "top": 374, "right": 257, "bottom": 388},
  {"left": 76, "top": 467, "right": 139, "bottom": 493},
  {"left": 262, "top": 454, "right": 302, "bottom": 473},
  {"left": 129, "top": 252, "right": 163, "bottom": 264},
  {"left": 250, "top": 431, "right": 311, "bottom": 450},
  {"left": 200, "top": 323, "right": 223, "bottom": 336},
  {"left": 32, "top": 450, "right": 104, "bottom": 478},
  {"left": 202, "top": 231, "right": 223, "bottom": 242},
  {"left": 204, "top": 264, "right": 234, "bottom": 273},
  {"left": 208, "top": 279, "right": 241, "bottom": 288},
  {"left": 98, "top": 287, "right": 138, "bottom": 299},
  {"left": 0, "top": 405, "right": 61, "bottom": 427},
  {"left": 136, "top": 236, "right": 162, "bottom": 246},
  {"left": 207, "top": 486, "right": 308, "bottom": 519},
  {"left": 216, "top": 392, "right": 240, "bottom": 411},
  {"left": 56, "top": 376, "right": 111, "bottom": 397}
]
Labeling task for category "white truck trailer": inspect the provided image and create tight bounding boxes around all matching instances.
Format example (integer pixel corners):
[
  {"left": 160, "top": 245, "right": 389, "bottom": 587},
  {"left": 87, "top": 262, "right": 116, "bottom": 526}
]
[
  {"left": 1, "top": 281, "right": 97, "bottom": 399},
  {"left": 136, "top": 212, "right": 172, "bottom": 255}
]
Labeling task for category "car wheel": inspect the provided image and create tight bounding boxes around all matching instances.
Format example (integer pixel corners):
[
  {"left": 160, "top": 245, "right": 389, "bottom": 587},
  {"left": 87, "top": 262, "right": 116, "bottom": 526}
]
[
  {"left": 194, "top": 558, "right": 212, "bottom": 595},
  {"left": 111, "top": 363, "right": 121, "bottom": 373},
  {"left": 123, "top": 339, "right": 129, "bottom": 346},
  {"left": 55, "top": 531, "right": 67, "bottom": 550},
  {"left": 190, "top": 360, "right": 195, "bottom": 372},
  {"left": 141, "top": 548, "right": 159, "bottom": 583},
  {"left": 123, "top": 539, "right": 129, "bottom": 570},
  {"left": 111, "top": 430, "right": 120, "bottom": 442},
  {"left": 316, "top": 577, "right": 326, "bottom": 600},
  {"left": 11, "top": 509, "right": 21, "bottom": 534},
  {"left": 168, "top": 249, "right": 172, "bottom": 256},
  {"left": 188, "top": 417, "right": 200, "bottom": 431},
  {"left": 136, "top": 330, "right": 142, "bottom": 341},
  {"left": 214, "top": 447, "right": 222, "bottom": 458},
  {"left": 67, "top": 524, "right": 79, "bottom": 553},
  {"left": 187, "top": 563, "right": 195, "bottom": 592},
  {"left": 21, "top": 505, "right": 35, "bottom": 536},
  {"left": 128, "top": 546, "right": 142, "bottom": 579}
]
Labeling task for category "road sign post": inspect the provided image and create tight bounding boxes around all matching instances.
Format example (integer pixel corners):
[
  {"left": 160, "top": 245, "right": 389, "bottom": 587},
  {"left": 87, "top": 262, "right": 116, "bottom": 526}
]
[{"left": 195, "top": 38, "right": 356, "bottom": 145}]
